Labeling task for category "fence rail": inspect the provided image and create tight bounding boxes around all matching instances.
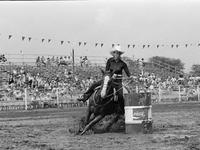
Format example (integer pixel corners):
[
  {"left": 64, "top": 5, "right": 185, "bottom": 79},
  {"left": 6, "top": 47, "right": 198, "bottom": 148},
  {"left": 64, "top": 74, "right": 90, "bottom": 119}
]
[
  {"left": 0, "top": 102, "right": 88, "bottom": 111},
  {"left": 0, "top": 84, "right": 199, "bottom": 111}
]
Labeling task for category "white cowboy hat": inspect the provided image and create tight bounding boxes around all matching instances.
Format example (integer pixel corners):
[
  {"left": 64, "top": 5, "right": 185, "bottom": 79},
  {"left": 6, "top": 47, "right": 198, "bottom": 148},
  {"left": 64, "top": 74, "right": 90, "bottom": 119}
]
[{"left": 110, "top": 45, "right": 124, "bottom": 56}]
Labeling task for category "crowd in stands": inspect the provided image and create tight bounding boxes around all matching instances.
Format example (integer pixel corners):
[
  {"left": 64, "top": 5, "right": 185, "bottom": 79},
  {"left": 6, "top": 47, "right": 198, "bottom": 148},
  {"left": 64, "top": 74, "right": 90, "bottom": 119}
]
[
  {"left": 36, "top": 56, "right": 72, "bottom": 66},
  {"left": 0, "top": 64, "right": 99, "bottom": 101},
  {"left": 0, "top": 54, "right": 7, "bottom": 63},
  {"left": 36, "top": 55, "right": 90, "bottom": 67},
  {"left": 0, "top": 55, "right": 200, "bottom": 102}
]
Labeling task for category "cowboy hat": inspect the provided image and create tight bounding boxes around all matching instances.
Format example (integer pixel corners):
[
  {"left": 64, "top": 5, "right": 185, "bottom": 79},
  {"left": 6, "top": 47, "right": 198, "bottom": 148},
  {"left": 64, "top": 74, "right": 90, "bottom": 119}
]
[{"left": 110, "top": 45, "right": 124, "bottom": 56}]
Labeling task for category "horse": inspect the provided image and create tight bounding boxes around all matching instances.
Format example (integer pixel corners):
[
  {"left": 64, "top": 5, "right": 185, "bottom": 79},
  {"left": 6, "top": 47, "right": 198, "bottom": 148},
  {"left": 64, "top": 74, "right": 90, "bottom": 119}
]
[{"left": 79, "top": 70, "right": 127, "bottom": 135}]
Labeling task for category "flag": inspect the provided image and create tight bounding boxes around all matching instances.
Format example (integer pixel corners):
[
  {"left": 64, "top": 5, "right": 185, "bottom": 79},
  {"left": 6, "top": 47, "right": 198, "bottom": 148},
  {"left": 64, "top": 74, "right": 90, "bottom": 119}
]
[
  {"left": 79, "top": 42, "right": 81, "bottom": 46},
  {"left": 95, "top": 43, "right": 98, "bottom": 47},
  {"left": 61, "top": 41, "right": 64, "bottom": 45},
  {"left": 84, "top": 42, "right": 87, "bottom": 46},
  {"left": 101, "top": 43, "right": 103, "bottom": 47},
  {"left": 112, "top": 44, "right": 115, "bottom": 48},
  {"left": 22, "top": 36, "right": 25, "bottom": 41},
  {"left": 48, "top": 39, "right": 51, "bottom": 43},
  {"left": 42, "top": 38, "right": 45, "bottom": 42},
  {"left": 128, "top": 44, "right": 130, "bottom": 48},
  {"left": 28, "top": 37, "right": 32, "bottom": 42},
  {"left": 8, "top": 35, "right": 12, "bottom": 39}
]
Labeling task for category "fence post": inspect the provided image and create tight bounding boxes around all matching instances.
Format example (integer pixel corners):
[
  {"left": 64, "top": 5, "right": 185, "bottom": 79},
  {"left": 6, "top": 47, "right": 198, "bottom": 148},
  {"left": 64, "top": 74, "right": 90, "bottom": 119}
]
[
  {"left": 56, "top": 88, "right": 59, "bottom": 108},
  {"left": 24, "top": 88, "right": 28, "bottom": 110},
  {"left": 178, "top": 85, "right": 181, "bottom": 102},
  {"left": 197, "top": 85, "right": 200, "bottom": 101},
  {"left": 158, "top": 85, "right": 161, "bottom": 102},
  {"left": 136, "top": 85, "right": 139, "bottom": 93}
]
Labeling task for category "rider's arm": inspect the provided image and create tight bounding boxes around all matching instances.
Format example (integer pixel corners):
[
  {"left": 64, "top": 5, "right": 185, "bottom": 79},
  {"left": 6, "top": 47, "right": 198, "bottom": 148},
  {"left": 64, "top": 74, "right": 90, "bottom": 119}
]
[
  {"left": 123, "top": 63, "right": 131, "bottom": 77},
  {"left": 105, "top": 58, "right": 111, "bottom": 72}
]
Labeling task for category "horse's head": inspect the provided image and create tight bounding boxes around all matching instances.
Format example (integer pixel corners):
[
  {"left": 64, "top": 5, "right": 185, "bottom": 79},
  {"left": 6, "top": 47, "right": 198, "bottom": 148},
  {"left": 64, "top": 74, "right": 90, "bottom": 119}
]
[{"left": 100, "top": 70, "right": 113, "bottom": 99}]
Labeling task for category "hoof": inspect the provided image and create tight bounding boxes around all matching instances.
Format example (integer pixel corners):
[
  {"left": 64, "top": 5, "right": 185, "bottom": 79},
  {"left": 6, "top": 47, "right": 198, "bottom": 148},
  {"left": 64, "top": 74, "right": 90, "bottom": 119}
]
[{"left": 68, "top": 128, "right": 82, "bottom": 135}]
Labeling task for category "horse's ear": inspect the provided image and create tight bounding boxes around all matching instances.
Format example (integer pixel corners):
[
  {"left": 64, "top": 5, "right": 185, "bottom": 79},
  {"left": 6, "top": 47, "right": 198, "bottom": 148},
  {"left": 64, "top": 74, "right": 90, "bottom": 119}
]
[{"left": 99, "top": 68, "right": 105, "bottom": 75}]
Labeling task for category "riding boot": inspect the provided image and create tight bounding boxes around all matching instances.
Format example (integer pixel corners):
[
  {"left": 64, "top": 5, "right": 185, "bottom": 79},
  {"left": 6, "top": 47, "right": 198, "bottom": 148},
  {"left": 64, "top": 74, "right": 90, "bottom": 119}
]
[
  {"left": 77, "top": 91, "right": 93, "bottom": 102},
  {"left": 77, "top": 80, "right": 102, "bottom": 102}
]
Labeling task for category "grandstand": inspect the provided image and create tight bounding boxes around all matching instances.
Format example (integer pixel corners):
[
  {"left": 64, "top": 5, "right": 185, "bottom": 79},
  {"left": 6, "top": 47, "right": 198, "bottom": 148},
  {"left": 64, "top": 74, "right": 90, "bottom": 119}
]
[{"left": 0, "top": 53, "right": 183, "bottom": 80}]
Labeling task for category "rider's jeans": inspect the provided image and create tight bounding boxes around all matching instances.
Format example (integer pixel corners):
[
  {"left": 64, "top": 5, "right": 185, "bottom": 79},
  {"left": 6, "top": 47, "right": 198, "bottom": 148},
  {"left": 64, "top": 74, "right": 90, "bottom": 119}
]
[
  {"left": 112, "top": 81, "right": 124, "bottom": 113},
  {"left": 85, "top": 79, "right": 124, "bottom": 111},
  {"left": 84, "top": 80, "right": 102, "bottom": 95}
]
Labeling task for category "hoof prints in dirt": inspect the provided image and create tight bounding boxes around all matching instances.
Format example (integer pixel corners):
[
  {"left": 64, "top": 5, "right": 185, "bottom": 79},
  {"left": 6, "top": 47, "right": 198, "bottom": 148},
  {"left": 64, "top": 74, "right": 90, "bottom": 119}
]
[
  {"left": 69, "top": 115, "right": 125, "bottom": 135},
  {"left": 185, "top": 136, "right": 200, "bottom": 150},
  {"left": 9, "top": 139, "right": 63, "bottom": 150}
]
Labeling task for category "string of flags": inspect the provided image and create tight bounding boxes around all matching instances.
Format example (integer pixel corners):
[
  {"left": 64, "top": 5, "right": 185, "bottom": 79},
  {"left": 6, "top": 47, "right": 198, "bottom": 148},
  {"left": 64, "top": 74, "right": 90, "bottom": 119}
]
[{"left": 2, "top": 33, "right": 200, "bottom": 49}]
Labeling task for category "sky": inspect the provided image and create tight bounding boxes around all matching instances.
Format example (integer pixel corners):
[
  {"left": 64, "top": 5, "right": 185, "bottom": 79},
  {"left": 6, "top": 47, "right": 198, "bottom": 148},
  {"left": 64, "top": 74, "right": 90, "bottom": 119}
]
[{"left": 0, "top": 0, "right": 200, "bottom": 72}]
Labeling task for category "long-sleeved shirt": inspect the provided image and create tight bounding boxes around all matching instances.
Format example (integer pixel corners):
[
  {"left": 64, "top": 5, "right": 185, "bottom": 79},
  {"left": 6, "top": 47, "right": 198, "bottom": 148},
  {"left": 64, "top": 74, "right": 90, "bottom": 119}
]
[{"left": 105, "top": 57, "right": 131, "bottom": 77}]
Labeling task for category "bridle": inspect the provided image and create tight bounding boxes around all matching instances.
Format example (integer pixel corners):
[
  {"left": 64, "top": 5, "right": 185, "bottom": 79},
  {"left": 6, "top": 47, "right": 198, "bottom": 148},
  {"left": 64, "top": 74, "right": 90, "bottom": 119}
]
[{"left": 92, "top": 75, "right": 135, "bottom": 107}]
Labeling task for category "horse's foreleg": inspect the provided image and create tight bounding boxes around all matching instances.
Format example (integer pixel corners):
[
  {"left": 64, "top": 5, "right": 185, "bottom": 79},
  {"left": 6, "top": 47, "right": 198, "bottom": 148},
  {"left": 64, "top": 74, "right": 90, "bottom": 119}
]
[
  {"left": 85, "top": 106, "right": 91, "bottom": 125},
  {"left": 80, "top": 114, "right": 104, "bottom": 135},
  {"left": 104, "top": 114, "right": 120, "bottom": 132}
]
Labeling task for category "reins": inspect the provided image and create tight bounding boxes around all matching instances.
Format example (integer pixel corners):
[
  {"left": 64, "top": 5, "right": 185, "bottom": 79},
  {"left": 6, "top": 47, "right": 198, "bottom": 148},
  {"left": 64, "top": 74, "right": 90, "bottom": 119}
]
[
  {"left": 92, "top": 77, "right": 135, "bottom": 107},
  {"left": 102, "top": 77, "right": 134, "bottom": 99}
]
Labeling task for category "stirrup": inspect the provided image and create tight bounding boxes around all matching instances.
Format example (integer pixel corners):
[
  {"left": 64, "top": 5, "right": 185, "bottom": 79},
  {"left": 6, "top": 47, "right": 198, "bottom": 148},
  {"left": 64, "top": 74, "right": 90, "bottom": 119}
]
[
  {"left": 77, "top": 95, "right": 86, "bottom": 102},
  {"left": 94, "top": 86, "right": 101, "bottom": 91}
]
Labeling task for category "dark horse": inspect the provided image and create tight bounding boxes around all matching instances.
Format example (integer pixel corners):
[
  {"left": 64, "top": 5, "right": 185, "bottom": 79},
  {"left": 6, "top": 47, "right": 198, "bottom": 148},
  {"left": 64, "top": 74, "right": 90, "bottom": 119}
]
[{"left": 79, "top": 71, "right": 126, "bottom": 135}]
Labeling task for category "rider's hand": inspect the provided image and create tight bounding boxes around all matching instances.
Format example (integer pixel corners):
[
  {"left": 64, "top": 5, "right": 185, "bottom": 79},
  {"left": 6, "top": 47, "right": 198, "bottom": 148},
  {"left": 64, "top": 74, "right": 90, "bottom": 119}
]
[
  {"left": 129, "top": 75, "right": 137, "bottom": 79},
  {"left": 112, "top": 74, "right": 117, "bottom": 79}
]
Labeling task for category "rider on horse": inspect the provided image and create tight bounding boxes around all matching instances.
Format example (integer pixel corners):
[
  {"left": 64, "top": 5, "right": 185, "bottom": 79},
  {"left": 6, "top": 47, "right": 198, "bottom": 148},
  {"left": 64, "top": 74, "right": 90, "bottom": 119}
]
[{"left": 77, "top": 45, "right": 132, "bottom": 112}]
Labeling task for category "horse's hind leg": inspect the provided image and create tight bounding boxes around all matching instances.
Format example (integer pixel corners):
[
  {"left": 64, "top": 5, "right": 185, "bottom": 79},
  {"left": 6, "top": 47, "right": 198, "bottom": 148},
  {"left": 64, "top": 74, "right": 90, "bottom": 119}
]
[
  {"left": 104, "top": 114, "right": 120, "bottom": 132},
  {"left": 80, "top": 114, "right": 104, "bottom": 135}
]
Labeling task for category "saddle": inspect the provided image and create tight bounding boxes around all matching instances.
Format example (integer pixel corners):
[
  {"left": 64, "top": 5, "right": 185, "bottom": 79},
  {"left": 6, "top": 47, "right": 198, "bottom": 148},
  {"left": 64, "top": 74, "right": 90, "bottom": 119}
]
[{"left": 94, "top": 86, "right": 118, "bottom": 102}]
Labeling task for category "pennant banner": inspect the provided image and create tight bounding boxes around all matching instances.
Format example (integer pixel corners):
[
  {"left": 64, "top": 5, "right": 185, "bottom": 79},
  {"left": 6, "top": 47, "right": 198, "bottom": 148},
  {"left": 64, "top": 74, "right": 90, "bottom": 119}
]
[
  {"left": 28, "top": 37, "right": 32, "bottom": 42},
  {"left": 22, "top": 36, "right": 25, "bottom": 41},
  {"left": 8, "top": 35, "right": 12, "bottom": 39},
  {"left": 4, "top": 33, "right": 200, "bottom": 49}
]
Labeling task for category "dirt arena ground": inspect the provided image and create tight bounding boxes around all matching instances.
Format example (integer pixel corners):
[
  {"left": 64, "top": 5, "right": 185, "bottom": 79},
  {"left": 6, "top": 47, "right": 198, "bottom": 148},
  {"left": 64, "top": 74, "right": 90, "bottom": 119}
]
[{"left": 0, "top": 102, "right": 200, "bottom": 150}]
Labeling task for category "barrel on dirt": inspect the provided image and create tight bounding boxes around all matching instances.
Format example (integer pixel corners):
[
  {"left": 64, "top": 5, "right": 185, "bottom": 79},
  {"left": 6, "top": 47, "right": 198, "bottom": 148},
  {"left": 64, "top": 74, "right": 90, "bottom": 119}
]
[{"left": 124, "top": 92, "right": 153, "bottom": 134}]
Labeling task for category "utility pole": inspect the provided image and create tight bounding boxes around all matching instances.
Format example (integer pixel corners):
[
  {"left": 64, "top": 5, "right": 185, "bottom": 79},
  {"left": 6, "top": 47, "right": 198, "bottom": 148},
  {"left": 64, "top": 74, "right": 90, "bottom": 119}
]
[{"left": 72, "top": 49, "right": 75, "bottom": 76}]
